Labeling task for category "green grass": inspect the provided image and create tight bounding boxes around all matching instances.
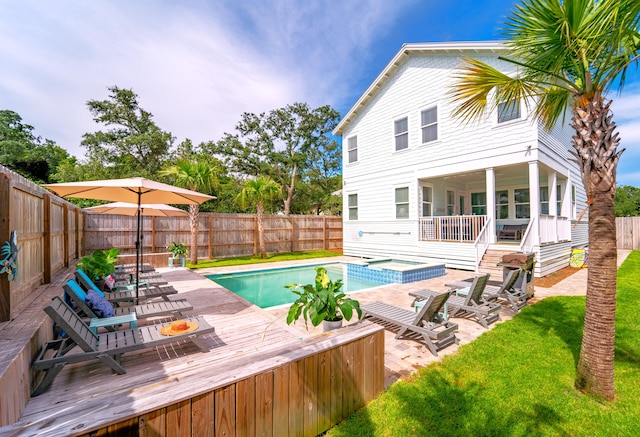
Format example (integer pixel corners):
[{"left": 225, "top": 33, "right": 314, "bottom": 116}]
[
  {"left": 186, "top": 250, "right": 342, "bottom": 269},
  {"left": 327, "top": 251, "right": 640, "bottom": 437}
]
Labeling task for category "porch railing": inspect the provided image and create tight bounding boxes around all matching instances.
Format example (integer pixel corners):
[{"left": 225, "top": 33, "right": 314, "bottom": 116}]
[
  {"left": 538, "top": 215, "right": 571, "bottom": 244},
  {"left": 419, "top": 215, "right": 488, "bottom": 242},
  {"left": 474, "top": 217, "right": 491, "bottom": 271}
]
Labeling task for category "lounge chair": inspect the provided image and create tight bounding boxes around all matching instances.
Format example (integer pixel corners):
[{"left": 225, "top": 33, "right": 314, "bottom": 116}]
[
  {"left": 75, "top": 269, "right": 178, "bottom": 302},
  {"left": 497, "top": 224, "right": 525, "bottom": 240},
  {"left": 411, "top": 274, "right": 501, "bottom": 328},
  {"left": 483, "top": 268, "right": 529, "bottom": 312},
  {"left": 63, "top": 280, "right": 193, "bottom": 329},
  {"left": 361, "top": 291, "right": 458, "bottom": 356},
  {"left": 31, "top": 296, "right": 214, "bottom": 396}
]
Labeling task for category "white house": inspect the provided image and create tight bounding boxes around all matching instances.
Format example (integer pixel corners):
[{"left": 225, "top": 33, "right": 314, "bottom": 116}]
[{"left": 333, "top": 41, "right": 588, "bottom": 278}]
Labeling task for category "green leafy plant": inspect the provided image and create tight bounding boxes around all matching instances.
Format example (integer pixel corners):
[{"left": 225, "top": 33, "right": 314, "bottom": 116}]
[
  {"left": 76, "top": 248, "right": 120, "bottom": 280},
  {"left": 286, "top": 266, "right": 362, "bottom": 329},
  {"left": 168, "top": 242, "right": 188, "bottom": 258}
]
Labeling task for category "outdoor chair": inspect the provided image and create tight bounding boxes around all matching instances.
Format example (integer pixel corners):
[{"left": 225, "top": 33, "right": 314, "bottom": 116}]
[
  {"left": 410, "top": 274, "right": 501, "bottom": 328},
  {"left": 497, "top": 224, "right": 525, "bottom": 240},
  {"left": 31, "top": 296, "right": 215, "bottom": 396},
  {"left": 361, "top": 290, "right": 459, "bottom": 356},
  {"left": 473, "top": 269, "right": 528, "bottom": 312},
  {"left": 63, "top": 280, "right": 193, "bottom": 330},
  {"left": 75, "top": 269, "right": 178, "bottom": 303}
]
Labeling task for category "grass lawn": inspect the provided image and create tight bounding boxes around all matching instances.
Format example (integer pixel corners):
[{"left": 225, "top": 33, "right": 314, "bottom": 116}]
[
  {"left": 186, "top": 250, "right": 342, "bottom": 269},
  {"left": 327, "top": 250, "right": 640, "bottom": 437}
]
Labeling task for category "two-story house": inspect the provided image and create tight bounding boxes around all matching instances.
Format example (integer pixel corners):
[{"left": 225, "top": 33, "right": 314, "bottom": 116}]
[{"left": 334, "top": 41, "right": 588, "bottom": 278}]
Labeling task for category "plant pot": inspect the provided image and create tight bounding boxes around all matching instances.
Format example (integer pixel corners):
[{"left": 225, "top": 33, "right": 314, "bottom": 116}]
[
  {"left": 322, "top": 319, "right": 343, "bottom": 332},
  {"left": 168, "top": 257, "right": 186, "bottom": 268}
]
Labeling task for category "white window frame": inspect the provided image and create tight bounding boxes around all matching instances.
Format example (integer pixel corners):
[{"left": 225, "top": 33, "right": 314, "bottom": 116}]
[
  {"left": 420, "top": 106, "right": 438, "bottom": 144},
  {"left": 421, "top": 185, "right": 433, "bottom": 217},
  {"left": 395, "top": 187, "right": 409, "bottom": 219},
  {"left": 347, "top": 135, "right": 358, "bottom": 163},
  {"left": 394, "top": 116, "right": 409, "bottom": 151},
  {"left": 348, "top": 194, "right": 358, "bottom": 220}
]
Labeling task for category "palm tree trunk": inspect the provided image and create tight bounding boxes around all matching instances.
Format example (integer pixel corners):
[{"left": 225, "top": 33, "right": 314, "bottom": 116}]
[
  {"left": 572, "top": 96, "right": 622, "bottom": 400},
  {"left": 256, "top": 201, "right": 267, "bottom": 259},
  {"left": 189, "top": 204, "right": 199, "bottom": 265}
]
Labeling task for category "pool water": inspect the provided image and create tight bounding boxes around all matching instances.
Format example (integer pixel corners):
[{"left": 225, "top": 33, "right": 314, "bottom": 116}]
[{"left": 207, "top": 264, "right": 380, "bottom": 308}]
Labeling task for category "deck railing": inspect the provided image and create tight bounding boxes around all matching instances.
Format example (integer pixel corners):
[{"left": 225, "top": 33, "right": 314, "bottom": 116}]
[
  {"left": 474, "top": 217, "right": 491, "bottom": 271},
  {"left": 538, "top": 215, "right": 571, "bottom": 244},
  {"left": 419, "top": 215, "right": 488, "bottom": 243}
]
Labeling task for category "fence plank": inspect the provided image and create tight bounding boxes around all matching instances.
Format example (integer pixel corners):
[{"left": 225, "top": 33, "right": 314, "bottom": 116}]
[{"left": 166, "top": 400, "right": 191, "bottom": 437}]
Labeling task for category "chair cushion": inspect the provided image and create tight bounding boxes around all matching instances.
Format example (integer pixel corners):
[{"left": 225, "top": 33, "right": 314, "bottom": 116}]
[{"left": 85, "top": 290, "right": 115, "bottom": 318}]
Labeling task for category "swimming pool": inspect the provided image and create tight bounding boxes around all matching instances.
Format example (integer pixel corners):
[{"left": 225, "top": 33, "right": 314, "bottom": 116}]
[{"left": 207, "top": 264, "right": 381, "bottom": 308}]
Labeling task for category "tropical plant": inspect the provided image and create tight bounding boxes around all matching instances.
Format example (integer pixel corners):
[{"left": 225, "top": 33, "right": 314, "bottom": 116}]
[
  {"left": 159, "top": 158, "right": 219, "bottom": 265},
  {"left": 449, "top": 0, "right": 639, "bottom": 400},
  {"left": 235, "top": 176, "right": 280, "bottom": 259},
  {"left": 167, "top": 242, "right": 188, "bottom": 258},
  {"left": 76, "top": 248, "right": 121, "bottom": 280},
  {"left": 285, "top": 266, "right": 362, "bottom": 329}
]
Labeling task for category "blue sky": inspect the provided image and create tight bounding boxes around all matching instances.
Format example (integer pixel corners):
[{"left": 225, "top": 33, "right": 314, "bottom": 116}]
[{"left": 1, "top": 0, "right": 638, "bottom": 185}]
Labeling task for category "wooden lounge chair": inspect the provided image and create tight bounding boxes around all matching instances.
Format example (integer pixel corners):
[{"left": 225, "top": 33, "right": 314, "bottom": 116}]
[
  {"left": 411, "top": 274, "right": 501, "bottom": 328},
  {"left": 483, "top": 269, "right": 528, "bottom": 312},
  {"left": 75, "top": 269, "right": 178, "bottom": 303},
  {"left": 497, "top": 224, "right": 525, "bottom": 240},
  {"left": 31, "top": 296, "right": 214, "bottom": 396},
  {"left": 361, "top": 291, "right": 459, "bottom": 356},
  {"left": 64, "top": 280, "right": 193, "bottom": 329}
]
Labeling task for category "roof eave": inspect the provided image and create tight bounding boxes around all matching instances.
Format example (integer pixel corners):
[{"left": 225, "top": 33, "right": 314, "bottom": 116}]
[{"left": 333, "top": 40, "right": 508, "bottom": 136}]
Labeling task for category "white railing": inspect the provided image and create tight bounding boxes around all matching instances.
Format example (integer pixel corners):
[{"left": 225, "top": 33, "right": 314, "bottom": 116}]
[
  {"left": 520, "top": 217, "right": 535, "bottom": 253},
  {"left": 538, "top": 215, "right": 571, "bottom": 244},
  {"left": 474, "top": 217, "right": 491, "bottom": 272},
  {"left": 419, "top": 215, "right": 488, "bottom": 243}
]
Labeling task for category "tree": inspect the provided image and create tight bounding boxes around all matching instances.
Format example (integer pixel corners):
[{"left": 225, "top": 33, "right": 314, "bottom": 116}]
[
  {"left": 82, "top": 86, "right": 174, "bottom": 178},
  {"left": 209, "top": 103, "right": 340, "bottom": 214},
  {"left": 0, "top": 110, "right": 73, "bottom": 183},
  {"left": 450, "top": 0, "right": 639, "bottom": 400},
  {"left": 614, "top": 185, "right": 640, "bottom": 216},
  {"left": 236, "top": 176, "right": 280, "bottom": 259},
  {"left": 159, "top": 159, "right": 219, "bottom": 265}
]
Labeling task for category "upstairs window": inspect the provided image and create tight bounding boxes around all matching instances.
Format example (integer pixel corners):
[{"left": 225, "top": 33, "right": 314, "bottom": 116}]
[
  {"left": 394, "top": 117, "right": 408, "bottom": 151},
  {"left": 497, "top": 99, "right": 521, "bottom": 123},
  {"left": 421, "top": 107, "right": 438, "bottom": 143},
  {"left": 395, "top": 187, "right": 409, "bottom": 219},
  {"left": 348, "top": 194, "right": 358, "bottom": 220},
  {"left": 422, "top": 186, "right": 433, "bottom": 216},
  {"left": 347, "top": 135, "right": 358, "bottom": 163}
]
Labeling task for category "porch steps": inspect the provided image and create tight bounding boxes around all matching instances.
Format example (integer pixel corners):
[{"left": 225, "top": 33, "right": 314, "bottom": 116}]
[{"left": 478, "top": 248, "right": 516, "bottom": 281}]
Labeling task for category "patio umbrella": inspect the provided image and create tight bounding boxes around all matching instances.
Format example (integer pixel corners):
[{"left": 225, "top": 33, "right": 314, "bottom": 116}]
[
  {"left": 87, "top": 202, "right": 189, "bottom": 267},
  {"left": 43, "top": 177, "right": 215, "bottom": 300}
]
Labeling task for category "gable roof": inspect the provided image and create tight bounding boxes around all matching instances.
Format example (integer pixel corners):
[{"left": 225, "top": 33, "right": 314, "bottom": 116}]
[{"left": 333, "top": 41, "right": 508, "bottom": 136}]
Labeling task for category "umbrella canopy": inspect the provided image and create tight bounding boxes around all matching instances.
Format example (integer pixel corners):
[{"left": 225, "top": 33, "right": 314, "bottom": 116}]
[
  {"left": 42, "top": 177, "right": 214, "bottom": 205},
  {"left": 43, "top": 177, "right": 215, "bottom": 301},
  {"left": 86, "top": 202, "right": 189, "bottom": 217}
]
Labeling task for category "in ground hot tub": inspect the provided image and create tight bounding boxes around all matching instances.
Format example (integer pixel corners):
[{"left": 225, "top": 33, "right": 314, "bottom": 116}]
[{"left": 345, "top": 258, "right": 445, "bottom": 285}]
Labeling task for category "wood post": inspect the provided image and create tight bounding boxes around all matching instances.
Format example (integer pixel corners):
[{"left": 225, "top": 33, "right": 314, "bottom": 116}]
[
  {"left": 74, "top": 208, "right": 80, "bottom": 260},
  {"left": 291, "top": 216, "right": 295, "bottom": 253},
  {"left": 43, "top": 193, "right": 51, "bottom": 284},
  {"left": 63, "top": 203, "right": 69, "bottom": 267},
  {"left": 323, "top": 216, "right": 328, "bottom": 250},
  {"left": 0, "top": 172, "right": 12, "bottom": 321},
  {"left": 253, "top": 216, "right": 258, "bottom": 256},
  {"left": 208, "top": 215, "right": 213, "bottom": 259},
  {"left": 151, "top": 216, "right": 156, "bottom": 255}
]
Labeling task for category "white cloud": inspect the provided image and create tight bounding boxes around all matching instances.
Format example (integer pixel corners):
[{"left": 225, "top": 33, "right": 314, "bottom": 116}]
[{"left": 0, "top": 0, "right": 406, "bottom": 159}]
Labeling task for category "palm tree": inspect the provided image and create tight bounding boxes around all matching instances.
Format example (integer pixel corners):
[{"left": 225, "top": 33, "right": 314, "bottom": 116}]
[
  {"left": 159, "top": 159, "right": 218, "bottom": 265},
  {"left": 236, "top": 176, "right": 280, "bottom": 259},
  {"left": 450, "top": 0, "right": 639, "bottom": 400}
]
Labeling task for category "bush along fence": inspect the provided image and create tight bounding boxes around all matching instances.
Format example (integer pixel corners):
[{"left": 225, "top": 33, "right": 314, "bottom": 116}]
[{"left": 83, "top": 212, "right": 343, "bottom": 261}]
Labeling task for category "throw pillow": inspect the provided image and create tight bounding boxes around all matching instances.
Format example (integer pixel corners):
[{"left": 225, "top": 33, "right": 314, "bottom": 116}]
[{"left": 85, "top": 289, "right": 115, "bottom": 318}]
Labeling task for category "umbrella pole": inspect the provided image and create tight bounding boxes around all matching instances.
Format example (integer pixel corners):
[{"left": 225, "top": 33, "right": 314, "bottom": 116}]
[{"left": 136, "top": 195, "right": 141, "bottom": 304}]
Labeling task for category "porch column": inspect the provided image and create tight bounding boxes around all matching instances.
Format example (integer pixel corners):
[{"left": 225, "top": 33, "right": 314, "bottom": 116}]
[
  {"left": 486, "top": 167, "right": 496, "bottom": 243},
  {"left": 528, "top": 161, "right": 540, "bottom": 246},
  {"left": 548, "top": 171, "right": 558, "bottom": 243}
]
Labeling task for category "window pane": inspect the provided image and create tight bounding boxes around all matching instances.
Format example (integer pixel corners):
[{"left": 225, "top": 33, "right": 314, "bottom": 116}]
[
  {"left": 498, "top": 100, "right": 521, "bottom": 123},
  {"left": 349, "top": 208, "right": 358, "bottom": 220},
  {"left": 348, "top": 194, "right": 357, "bottom": 207},
  {"left": 472, "top": 206, "right": 486, "bottom": 215},
  {"left": 496, "top": 190, "right": 508, "bottom": 205},
  {"left": 348, "top": 136, "right": 357, "bottom": 150},
  {"left": 516, "top": 204, "right": 530, "bottom": 218},
  {"left": 471, "top": 192, "right": 486, "bottom": 205},
  {"left": 541, "top": 203, "right": 549, "bottom": 214},
  {"left": 422, "top": 186, "right": 432, "bottom": 202},
  {"left": 396, "top": 204, "right": 409, "bottom": 218},
  {"left": 395, "top": 133, "right": 408, "bottom": 150},
  {"left": 421, "top": 107, "right": 437, "bottom": 125},
  {"left": 422, "top": 203, "right": 432, "bottom": 216},
  {"left": 348, "top": 149, "right": 357, "bottom": 162},
  {"left": 540, "top": 187, "right": 549, "bottom": 202},
  {"left": 394, "top": 118, "right": 408, "bottom": 134},
  {"left": 497, "top": 205, "right": 509, "bottom": 219},
  {"left": 514, "top": 188, "right": 530, "bottom": 203},
  {"left": 395, "top": 187, "right": 409, "bottom": 203},
  {"left": 422, "top": 125, "right": 437, "bottom": 143}
]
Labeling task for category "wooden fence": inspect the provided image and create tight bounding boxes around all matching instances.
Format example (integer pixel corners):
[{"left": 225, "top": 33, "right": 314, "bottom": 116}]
[
  {"left": 616, "top": 217, "right": 640, "bottom": 250},
  {"left": 84, "top": 213, "right": 343, "bottom": 260},
  {"left": 0, "top": 165, "right": 83, "bottom": 322}
]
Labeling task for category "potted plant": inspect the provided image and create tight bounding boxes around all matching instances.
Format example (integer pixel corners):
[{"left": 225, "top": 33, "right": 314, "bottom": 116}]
[
  {"left": 285, "top": 266, "right": 362, "bottom": 332},
  {"left": 167, "top": 242, "right": 188, "bottom": 267},
  {"left": 76, "top": 248, "right": 121, "bottom": 286}
]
